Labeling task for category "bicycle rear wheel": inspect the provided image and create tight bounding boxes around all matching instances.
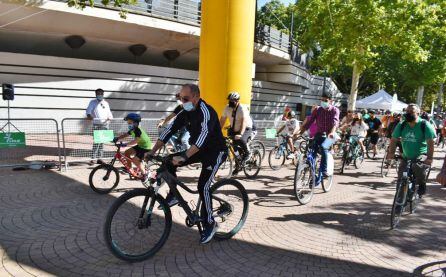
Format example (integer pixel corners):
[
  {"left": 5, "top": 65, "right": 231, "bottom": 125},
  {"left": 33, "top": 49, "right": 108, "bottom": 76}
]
[
  {"left": 89, "top": 164, "right": 120, "bottom": 194},
  {"left": 268, "top": 146, "right": 285, "bottom": 170},
  {"left": 244, "top": 149, "right": 262, "bottom": 178},
  {"left": 390, "top": 181, "right": 407, "bottom": 229},
  {"left": 104, "top": 188, "right": 172, "bottom": 262},
  {"left": 211, "top": 179, "right": 249, "bottom": 240},
  {"left": 293, "top": 161, "right": 315, "bottom": 205}
]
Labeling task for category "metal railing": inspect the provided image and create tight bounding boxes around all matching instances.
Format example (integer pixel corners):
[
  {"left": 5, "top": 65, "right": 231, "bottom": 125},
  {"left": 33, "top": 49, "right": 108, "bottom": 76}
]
[
  {"left": 61, "top": 118, "right": 162, "bottom": 169},
  {"left": 56, "top": 0, "right": 290, "bottom": 53},
  {"left": 0, "top": 119, "right": 61, "bottom": 169}
]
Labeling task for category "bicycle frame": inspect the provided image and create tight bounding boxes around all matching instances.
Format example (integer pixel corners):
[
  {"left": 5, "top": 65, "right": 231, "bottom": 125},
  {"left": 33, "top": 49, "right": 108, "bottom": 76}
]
[
  {"left": 109, "top": 144, "right": 143, "bottom": 179},
  {"left": 302, "top": 140, "right": 323, "bottom": 186}
]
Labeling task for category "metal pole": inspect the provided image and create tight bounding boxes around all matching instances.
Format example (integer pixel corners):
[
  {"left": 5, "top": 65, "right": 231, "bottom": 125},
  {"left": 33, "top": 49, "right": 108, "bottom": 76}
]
[
  {"left": 322, "top": 70, "right": 327, "bottom": 95},
  {"left": 7, "top": 100, "right": 10, "bottom": 133}
]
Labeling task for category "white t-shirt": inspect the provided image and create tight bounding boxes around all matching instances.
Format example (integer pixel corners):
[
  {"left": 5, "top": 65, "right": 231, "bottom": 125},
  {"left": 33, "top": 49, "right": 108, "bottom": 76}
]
[
  {"left": 350, "top": 121, "right": 369, "bottom": 137},
  {"left": 223, "top": 104, "right": 253, "bottom": 131},
  {"left": 86, "top": 99, "right": 113, "bottom": 124},
  {"left": 286, "top": 118, "right": 300, "bottom": 136}
]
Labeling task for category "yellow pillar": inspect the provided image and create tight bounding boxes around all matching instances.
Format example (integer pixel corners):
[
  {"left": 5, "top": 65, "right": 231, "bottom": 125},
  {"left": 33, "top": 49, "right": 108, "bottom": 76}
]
[{"left": 199, "top": 0, "right": 256, "bottom": 117}]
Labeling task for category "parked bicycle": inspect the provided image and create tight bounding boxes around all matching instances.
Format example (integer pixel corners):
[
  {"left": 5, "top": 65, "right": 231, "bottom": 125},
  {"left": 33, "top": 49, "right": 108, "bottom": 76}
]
[
  {"left": 268, "top": 134, "right": 299, "bottom": 170},
  {"left": 89, "top": 142, "right": 151, "bottom": 194},
  {"left": 104, "top": 155, "right": 249, "bottom": 262},
  {"left": 339, "top": 135, "right": 365, "bottom": 174},
  {"left": 293, "top": 135, "right": 334, "bottom": 205},
  {"left": 390, "top": 158, "right": 428, "bottom": 229}
]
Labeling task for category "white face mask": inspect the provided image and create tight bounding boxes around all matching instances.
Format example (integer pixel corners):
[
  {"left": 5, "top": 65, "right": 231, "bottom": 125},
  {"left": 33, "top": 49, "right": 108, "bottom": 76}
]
[
  {"left": 321, "top": 101, "right": 329, "bottom": 108},
  {"left": 183, "top": 101, "right": 195, "bottom": 111}
]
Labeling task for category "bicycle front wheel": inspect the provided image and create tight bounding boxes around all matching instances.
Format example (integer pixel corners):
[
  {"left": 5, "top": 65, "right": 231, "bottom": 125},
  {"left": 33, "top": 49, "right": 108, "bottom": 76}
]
[
  {"left": 244, "top": 149, "right": 262, "bottom": 178},
  {"left": 89, "top": 164, "right": 120, "bottom": 194},
  {"left": 214, "top": 155, "right": 233, "bottom": 181},
  {"left": 211, "top": 179, "right": 249, "bottom": 240},
  {"left": 390, "top": 181, "right": 407, "bottom": 229},
  {"left": 251, "top": 140, "right": 266, "bottom": 161},
  {"left": 104, "top": 188, "right": 172, "bottom": 262},
  {"left": 268, "top": 146, "right": 285, "bottom": 170},
  {"left": 294, "top": 161, "right": 315, "bottom": 205}
]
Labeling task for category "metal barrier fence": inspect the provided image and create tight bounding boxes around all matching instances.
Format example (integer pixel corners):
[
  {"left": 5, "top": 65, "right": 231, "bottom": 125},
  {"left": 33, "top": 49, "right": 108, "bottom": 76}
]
[
  {"left": 61, "top": 118, "right": 162, "bottom": 169},
  {"left": 0, "top": 119, "right": 61, "bottom": 169}
]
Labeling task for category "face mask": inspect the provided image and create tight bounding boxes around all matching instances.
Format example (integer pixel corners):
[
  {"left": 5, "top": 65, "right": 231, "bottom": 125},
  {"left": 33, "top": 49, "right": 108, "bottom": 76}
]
[
  {"left": 228, "top": 101, "right": 237, "bottom": 108},
  {"left": 405, "top": 113, "right": 416, "bottom": 122},
  {"left": 183, "top": 101, "right": 195, "bottom": 112},
  {"left": 128, "top": 124, "right": 134, "bottom": 131},
  {"left": 320, "top": 101, "right": 329, "bottom": 108},
  {"left": 96, "top": 95, "right": 104, "bottom": 101}
]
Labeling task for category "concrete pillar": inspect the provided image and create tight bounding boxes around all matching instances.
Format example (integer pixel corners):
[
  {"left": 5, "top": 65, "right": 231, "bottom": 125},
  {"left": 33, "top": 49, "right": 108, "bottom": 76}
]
[{"left": 198, "top": 0, "right": 256, "bottom": 116}]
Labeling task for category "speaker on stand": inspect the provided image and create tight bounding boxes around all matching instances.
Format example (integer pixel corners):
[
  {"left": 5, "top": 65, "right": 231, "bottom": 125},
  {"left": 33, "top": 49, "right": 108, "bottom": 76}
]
[{"left": 1, "top": 84, "right": 19, "bottom": 132}]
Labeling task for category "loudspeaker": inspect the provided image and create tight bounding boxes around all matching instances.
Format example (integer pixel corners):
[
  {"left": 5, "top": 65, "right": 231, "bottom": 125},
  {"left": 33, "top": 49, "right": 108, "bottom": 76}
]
[{"left": 2, "top": 84, "right": 14, "bottom": 100}]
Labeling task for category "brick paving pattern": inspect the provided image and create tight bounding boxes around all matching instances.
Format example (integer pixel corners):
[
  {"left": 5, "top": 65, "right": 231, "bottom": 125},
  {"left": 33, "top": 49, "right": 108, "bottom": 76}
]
[{"left": 1, "top": 149, "right": 445, "bottom": 276}]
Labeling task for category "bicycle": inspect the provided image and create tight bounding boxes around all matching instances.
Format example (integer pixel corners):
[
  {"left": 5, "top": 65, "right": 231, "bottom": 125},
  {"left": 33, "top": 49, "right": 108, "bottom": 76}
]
[
  {"left": 339, "top": 135, "right": 365, "bottom": 174},
  {"left": 381, "top": 146, "right": 400, "bottom": 178},
  {"left": 249, "top": 139, "right": 266, "bottom": 161},
  {"left": 390, "top": 158, "right": 429, "bottom": 229},
  {"left": 364, "top": 135, "right": 388, "bottom": 159},
  {"left": 223, "top": 137, "right": 262, "bottom": 179},
  {"left": 268, "top": 134, "right": 299, "bottom": 170},
  {"left": 293, "top": 136, "right": 335, "bottom": 205},
  {"left": 104, "top": 155, "right": 249, "bottom": 262},
  {"left": 89, "top": 142, "right": 151, "bottom": 194}
]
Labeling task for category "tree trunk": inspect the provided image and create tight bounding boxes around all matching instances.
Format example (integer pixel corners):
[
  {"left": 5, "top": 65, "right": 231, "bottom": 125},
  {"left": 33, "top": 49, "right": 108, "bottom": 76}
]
[
  {"left": 437, "top": 83, "right": 444, "bottom": 113},
  {"left": 416, "top": 85, "right": 424, "bottom": 108},
  {"left": 348, "top": 62, "right": 361, "bottom": 111}
]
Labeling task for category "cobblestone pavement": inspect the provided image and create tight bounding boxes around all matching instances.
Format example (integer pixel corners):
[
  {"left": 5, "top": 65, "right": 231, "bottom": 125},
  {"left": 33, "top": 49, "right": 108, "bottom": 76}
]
[{"left": 1, "top": 149, "right": 446, "bottom": 277}]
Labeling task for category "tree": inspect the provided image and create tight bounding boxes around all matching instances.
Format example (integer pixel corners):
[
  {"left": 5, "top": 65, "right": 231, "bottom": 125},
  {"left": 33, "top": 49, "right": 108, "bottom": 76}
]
[
  {"left": 67, "top": 0, "right": 136, "bottom": 18},
  {"left": 295, "top": 0, "right": 440, "bottom": 110}
]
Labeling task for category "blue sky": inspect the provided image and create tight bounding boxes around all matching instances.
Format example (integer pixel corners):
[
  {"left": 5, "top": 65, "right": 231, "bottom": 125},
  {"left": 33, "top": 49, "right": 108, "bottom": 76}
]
[{"left": 258, "top": 0, "right": 295, "bottom": 8}]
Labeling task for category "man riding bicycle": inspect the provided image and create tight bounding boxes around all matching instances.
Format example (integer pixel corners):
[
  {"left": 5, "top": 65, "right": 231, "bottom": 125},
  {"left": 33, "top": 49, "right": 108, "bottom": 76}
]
[
  {"left": 276, "top": 110, "right": 300, "bottom": 159},
  {"left": 219, "top": 91, "right": 254, "bottom": 172},
  {"left": 299, "top": 93, "right": 339, "bottom": 178},
  {"left": 387, "top": 104, "right": 436, "bottom": 197},
  {"left": 113, "top": 113, "right": 152, "bottom": 181},
  {"left": 364, "top": 110, "right": 382, "bottom": 158},
  {"left": 149, "top": 84, "right": 227, "bottom": 244}
]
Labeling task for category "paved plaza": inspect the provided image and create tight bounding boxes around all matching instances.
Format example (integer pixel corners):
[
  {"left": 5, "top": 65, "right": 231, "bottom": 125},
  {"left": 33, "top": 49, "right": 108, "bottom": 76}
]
[{"left": 1, "top": 150, "right": 445, "bottom": 277}]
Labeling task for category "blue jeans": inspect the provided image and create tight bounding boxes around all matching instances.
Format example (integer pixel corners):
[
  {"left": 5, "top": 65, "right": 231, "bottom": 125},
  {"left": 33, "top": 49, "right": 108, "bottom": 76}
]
[{"left": 314, "top": 133, "right": 328, "bottom": 175}]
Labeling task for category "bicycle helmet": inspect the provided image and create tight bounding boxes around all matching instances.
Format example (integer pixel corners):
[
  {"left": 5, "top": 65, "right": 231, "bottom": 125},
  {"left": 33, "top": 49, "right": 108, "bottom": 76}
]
[
  {"left": 124, "top": 113, "right": 141, "bottom": 123},
  {"left": 227, "top": 91, "right": 241, "bottom": 101},
  {"left": 288, "top": 111, "right": 296, "bottom": 118}
]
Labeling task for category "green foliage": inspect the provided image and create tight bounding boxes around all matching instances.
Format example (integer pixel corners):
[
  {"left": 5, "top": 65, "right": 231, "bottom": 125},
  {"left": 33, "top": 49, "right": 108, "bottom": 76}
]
[{"left": 67, "top": 0, "right": 137, "bottom": 18}]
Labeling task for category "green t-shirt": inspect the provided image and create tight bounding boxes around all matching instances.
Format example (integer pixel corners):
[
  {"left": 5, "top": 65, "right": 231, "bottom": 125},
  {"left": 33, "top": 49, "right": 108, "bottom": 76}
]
[
  {"left": 128, "top": 126, "right": 152, "bottom": 150},
  {"left": 392, "top": 118, "right": 436, "bottom": 159}
]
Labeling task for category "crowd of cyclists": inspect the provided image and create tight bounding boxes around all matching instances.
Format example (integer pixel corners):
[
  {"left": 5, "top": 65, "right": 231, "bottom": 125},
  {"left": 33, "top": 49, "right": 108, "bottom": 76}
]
[{"left": 107, "top": 83, "right": 446, "bottom": 245}]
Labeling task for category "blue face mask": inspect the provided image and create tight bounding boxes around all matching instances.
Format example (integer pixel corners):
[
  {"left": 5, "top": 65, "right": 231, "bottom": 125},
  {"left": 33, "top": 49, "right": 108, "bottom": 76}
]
[
  {"left": 96, "top": 95, "right": 104, "bottom": 101},
  {"left": 128, "top": 124, "right": 134, "bottom": 131},
  {"left": 321, "top": 101, "right": 330, "bottom": 108},
  {"left": 183, "top": 101, "right": 195, "bottom": 112}
]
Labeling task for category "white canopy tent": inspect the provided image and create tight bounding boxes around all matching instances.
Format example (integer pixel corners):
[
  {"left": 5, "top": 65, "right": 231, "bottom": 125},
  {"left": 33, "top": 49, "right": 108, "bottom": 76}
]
[{"left": 356, "top": 89, "right": 407, "bottom": 112}]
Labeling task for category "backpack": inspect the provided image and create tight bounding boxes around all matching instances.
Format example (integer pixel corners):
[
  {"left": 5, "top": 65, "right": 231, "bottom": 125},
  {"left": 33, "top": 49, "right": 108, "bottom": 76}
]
[{"left": 399, "top": 119, "right": 427, "bottom": 139}]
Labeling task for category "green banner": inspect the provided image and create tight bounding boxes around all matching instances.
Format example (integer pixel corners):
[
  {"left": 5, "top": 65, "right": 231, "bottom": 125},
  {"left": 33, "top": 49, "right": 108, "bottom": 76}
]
[
  {"left": 0, "top": 132, "right": 26, "bottom": 148},
  {"left": 265, "top": 128, "right": 277, "bottom": 139},
  {"left": 93, "top": 130, "right": 114, "bottom": 143}
]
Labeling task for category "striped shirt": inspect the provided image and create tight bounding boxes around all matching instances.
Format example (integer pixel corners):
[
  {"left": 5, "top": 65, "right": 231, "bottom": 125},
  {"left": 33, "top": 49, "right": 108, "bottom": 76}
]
[
  {"left": 303, "top": 105, "right": 340, "bottom": 134},
  {"left": 159, "top": 99, "right": 226, "bottom": 151}
]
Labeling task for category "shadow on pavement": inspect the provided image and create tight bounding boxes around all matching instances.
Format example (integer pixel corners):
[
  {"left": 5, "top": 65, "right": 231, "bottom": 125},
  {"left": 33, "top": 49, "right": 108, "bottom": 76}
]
[{"left": 0, "top": 167, "right": 414, "bottom": 277}]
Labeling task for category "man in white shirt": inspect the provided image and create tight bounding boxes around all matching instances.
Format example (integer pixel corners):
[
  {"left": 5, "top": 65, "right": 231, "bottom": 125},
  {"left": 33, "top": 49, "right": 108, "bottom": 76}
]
[
  {"left": 86, "top": 88, "right": 113, "bottom": 164},
  {"left": 219, "top": 92, "right": 253, "bottom": 170}
]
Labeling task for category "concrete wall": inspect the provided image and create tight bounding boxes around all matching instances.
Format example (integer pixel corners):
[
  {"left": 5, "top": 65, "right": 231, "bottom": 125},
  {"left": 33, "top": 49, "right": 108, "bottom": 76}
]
[{"left": 0, "top": 52, "right": 346, "bottom": 123}]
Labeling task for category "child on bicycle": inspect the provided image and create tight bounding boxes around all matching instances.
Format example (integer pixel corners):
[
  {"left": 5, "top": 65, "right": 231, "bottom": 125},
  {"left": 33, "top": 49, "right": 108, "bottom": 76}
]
[
  {"left": 277, "top": 110, "right": 300, "bottom": 158},
  {"left": 113, "top": 113, "right": 152, "bottom": 182}
]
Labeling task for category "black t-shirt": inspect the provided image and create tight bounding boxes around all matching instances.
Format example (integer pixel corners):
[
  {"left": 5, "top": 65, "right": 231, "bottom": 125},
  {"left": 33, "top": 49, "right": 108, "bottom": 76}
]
[
  {"left": 173, "top": 105, "right": 183, "bottom": 115},
  {"left": 365, "top": 117, "right": 381, "bottom": 131}
]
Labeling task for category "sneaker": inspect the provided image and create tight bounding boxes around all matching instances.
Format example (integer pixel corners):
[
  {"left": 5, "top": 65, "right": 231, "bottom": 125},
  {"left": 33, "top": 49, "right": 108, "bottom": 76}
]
[
  {"left": 97, "top": 159, "right": 105, "bottom": 164},
  {"left": 141, "top": 173, "right": 149, "bottom": 184},
  {"left": 200, "top": 221, "right": 218, "bottom": 244},
  {"left": 287, "top": 153, "right": 295, "bottom": 159},
  {"left": 158, "top": 193, "right": 179, "bottom": 210}
]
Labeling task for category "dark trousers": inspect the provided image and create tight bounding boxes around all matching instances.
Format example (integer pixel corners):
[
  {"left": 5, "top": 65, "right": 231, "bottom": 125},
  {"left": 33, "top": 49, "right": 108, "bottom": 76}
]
[
  {"left": 397, "top": 157, "right": 429, "bottom": 188},
  {"left": 166, "top": 149, "right": 227, "bottom": 225}
]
